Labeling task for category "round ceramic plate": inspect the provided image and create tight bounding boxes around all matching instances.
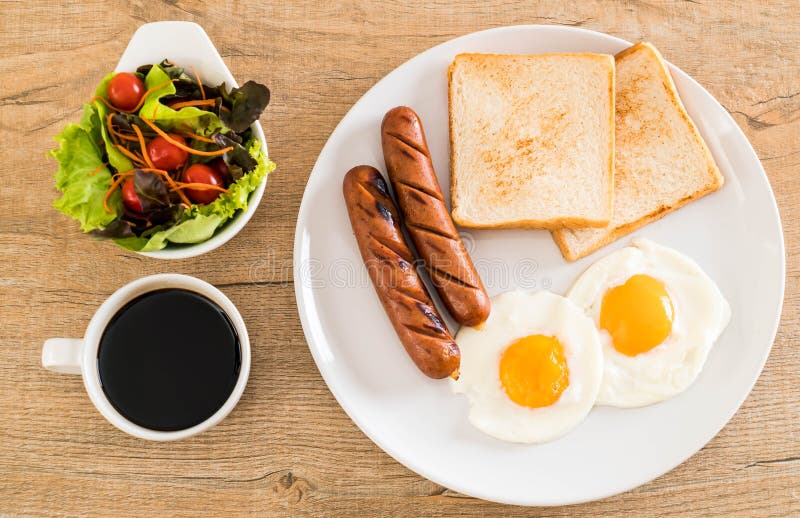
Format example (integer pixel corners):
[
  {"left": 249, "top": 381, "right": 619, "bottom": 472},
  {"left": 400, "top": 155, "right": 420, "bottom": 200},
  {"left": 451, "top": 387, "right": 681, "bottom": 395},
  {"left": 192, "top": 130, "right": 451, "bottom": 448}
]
[{"left": 293, "top": 26, "right": 785, "bottom": 505}]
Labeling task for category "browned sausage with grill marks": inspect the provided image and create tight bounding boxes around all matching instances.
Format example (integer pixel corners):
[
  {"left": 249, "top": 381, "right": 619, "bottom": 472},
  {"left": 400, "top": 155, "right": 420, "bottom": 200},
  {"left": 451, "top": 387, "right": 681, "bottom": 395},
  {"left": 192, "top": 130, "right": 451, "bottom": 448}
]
[
  {"left": 381, "top": 106, "right": 490, "bottom": 327},
  {"left": 343, "top": 165, "right": 460, "bottom": 379}
]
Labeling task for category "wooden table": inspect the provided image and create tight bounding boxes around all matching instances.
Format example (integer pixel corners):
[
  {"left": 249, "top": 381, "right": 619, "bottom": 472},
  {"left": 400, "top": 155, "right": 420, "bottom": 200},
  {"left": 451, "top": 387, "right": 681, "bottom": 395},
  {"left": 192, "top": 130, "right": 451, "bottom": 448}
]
[{"left": 1, "top": 1, "right": 797, "bottom": 515}]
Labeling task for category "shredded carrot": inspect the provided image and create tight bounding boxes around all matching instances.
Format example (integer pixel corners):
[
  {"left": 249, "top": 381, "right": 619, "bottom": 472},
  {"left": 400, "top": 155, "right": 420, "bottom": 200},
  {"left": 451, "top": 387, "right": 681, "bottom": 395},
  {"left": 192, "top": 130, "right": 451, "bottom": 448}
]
[
  {"left": 132, "top": 124, "right": 155, "bottom": 169},
  {"left": 190, "top": 65, "right": 206, "bottom": 100},
  {"left": 87, "top": 163, "right": 108, "bottom": 176},
  {"left": 168, "top": 99, "right": 216, "bottom": 110},
  {"left": 93, "top": 95, "right": 118, "bottom": 112},
  {"left": 140, "top": 117, "right": 233, "bottom": 156},
  {"left": 110, "top": 129, "right": 139, "bottom": 142},
  {"left": 103, "top": 171, "right": 135, "bottom": 213},
  {"left": 171, "top": 182, "right": 230, "bottom": 194},
  {"left": 135, "top": 167, "right": 169, "bottom": 175},
  {"left": 115, "top": 145, "right": 148, "bottom": 167},
  {"left": 176, "top": 130, "right": 216, "bottom": 143}
]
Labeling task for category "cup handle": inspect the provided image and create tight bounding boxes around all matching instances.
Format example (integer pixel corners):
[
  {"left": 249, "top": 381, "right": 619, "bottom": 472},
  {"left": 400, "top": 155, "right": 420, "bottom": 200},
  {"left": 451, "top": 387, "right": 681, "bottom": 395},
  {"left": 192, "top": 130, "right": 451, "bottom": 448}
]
[{"left": 42, "top": 338, "right": 84, "bottom": 374}]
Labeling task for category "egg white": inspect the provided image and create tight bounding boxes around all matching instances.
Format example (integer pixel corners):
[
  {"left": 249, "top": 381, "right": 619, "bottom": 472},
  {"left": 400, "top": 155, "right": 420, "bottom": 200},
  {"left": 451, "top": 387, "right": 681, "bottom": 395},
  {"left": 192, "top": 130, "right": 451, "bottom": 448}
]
[
  {"left": 568, "top": 239, "right": 731, "bottom": 408},
  {"left": 450, "top": 290, "right": 603, "bottom": 444}
]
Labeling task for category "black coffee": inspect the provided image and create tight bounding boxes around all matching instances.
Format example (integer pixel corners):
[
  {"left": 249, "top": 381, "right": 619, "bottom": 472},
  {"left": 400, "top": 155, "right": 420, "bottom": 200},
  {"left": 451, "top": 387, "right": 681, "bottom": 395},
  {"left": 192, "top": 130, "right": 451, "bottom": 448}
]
[{"left": 98, "top": 288, "right": 241, "bottom": 431}]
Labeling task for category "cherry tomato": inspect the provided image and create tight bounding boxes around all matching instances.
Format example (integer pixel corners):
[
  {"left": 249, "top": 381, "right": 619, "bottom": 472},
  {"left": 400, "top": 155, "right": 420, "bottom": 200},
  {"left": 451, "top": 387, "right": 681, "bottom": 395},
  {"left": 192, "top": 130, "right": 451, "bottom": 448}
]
[
  {"left": 121, "top": 178, "right": 142, "bottom": 213},
  {"left": 183, "top": 164, "right": 225, "bottom": 204},
  {"left": 209, "top": 158, "right": 230, "bottom": 181},
  {"left": 107, "top": 72, "right": 145, "bottom": 111},
  {"left": 147, "top": 134, "right": 188, "bottom": 171}
]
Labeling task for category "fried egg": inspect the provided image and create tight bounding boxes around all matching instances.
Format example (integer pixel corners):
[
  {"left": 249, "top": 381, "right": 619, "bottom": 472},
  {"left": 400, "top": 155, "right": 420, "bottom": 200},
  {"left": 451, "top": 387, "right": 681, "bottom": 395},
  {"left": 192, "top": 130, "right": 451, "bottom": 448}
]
[
  {"left": 451, "top": 290, "right": 603, "bottom": 443},
  {"left": 567, "top": 239, "right": 731, "bottom": 408}
]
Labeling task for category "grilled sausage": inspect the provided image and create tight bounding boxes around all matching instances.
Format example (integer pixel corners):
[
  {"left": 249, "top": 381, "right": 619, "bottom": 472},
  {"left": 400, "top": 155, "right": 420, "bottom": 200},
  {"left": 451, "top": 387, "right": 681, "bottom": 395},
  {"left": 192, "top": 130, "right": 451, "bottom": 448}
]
[
  {"left": 343, "top": 165, "right": 460, "bottom": 379},
  {"left": 381, "top": 106, "right": 490, "bottom": 327}
]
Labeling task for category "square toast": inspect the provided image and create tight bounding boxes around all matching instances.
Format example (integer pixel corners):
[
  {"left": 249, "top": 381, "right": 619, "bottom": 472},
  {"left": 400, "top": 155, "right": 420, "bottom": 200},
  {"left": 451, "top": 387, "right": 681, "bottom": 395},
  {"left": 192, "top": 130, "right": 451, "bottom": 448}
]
[
  {"left": 552, "top": 42, "right": 724, "bottom": 261},
  {"left": 449, "top": 53, "right": 615, "bottom": 230}
]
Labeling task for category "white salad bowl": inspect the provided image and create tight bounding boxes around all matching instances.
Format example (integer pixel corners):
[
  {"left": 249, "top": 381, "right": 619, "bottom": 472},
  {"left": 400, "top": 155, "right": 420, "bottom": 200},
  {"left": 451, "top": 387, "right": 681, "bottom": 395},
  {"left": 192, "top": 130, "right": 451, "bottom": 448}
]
[{"left": 115, "top": 21, "right": 269, "bottom": 259}]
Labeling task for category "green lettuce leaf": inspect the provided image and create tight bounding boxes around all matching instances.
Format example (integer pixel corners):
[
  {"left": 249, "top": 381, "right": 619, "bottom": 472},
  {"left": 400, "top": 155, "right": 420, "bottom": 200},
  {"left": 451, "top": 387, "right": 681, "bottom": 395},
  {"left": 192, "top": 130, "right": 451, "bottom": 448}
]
[
  {"left": 110, "top": 235, "right": 150, "bottom": 251},
  {"left": 139, "top": 64, "right": 224, "bottom": 135},
  {"left": 123, "top": 213, "right": 226, "bottom": 252},
  {"left": 50, "top": 103, "right": 120, "bottom": 231},
  {"left": 92, "top": 73, "right": 134, "bottom": 172}
]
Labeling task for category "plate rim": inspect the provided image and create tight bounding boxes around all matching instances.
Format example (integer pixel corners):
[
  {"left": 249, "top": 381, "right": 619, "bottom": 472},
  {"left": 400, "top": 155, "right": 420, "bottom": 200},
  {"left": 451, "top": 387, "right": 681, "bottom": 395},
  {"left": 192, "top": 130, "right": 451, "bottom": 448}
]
[{"left": 293, "top": 24, "right": 786, "bottom": 506}]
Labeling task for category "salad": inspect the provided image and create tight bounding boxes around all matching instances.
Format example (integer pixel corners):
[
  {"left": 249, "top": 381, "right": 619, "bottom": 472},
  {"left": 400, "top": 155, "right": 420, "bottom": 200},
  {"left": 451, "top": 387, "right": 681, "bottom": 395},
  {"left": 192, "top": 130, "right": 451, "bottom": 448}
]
[{"left": 51, "top": 60, "right": 275, "bottom": 252}]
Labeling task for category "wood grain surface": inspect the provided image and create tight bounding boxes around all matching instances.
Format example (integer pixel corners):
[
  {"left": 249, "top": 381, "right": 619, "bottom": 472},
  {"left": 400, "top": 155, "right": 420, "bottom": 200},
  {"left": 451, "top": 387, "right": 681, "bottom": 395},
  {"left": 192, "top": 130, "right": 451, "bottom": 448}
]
[{"left": 1, "top": 1, "right": 798, "bottom": 515}]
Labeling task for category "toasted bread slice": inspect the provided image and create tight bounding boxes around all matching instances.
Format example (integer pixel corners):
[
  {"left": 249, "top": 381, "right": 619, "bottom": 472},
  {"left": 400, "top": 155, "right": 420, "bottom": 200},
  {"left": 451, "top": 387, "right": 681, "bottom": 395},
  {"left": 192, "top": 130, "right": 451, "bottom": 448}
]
[
  {"left": 449, "top": 53, "right": 615, "bottom": 229},
  {"left": 552, "top": 43, "right": 724, "bottom": 261}
]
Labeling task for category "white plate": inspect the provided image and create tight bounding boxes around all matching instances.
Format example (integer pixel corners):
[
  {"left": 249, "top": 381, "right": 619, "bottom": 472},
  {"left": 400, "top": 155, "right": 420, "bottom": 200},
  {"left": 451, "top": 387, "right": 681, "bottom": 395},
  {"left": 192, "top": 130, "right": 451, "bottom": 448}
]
[
  {"left": 116, "top": 21, "right": 269, "bottom": 259},
  {"left": 293, "top": 26, "right": 785, "bottom": 506}
]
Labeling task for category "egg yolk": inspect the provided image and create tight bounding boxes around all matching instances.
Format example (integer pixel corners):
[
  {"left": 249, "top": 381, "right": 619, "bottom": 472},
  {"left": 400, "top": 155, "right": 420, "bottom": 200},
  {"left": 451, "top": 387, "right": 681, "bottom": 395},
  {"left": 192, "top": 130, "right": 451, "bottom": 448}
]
[
  {"left": 600, "top": 274, "right": 674, "bottom": 356},
  {"left": 499, "top": 335, "right": 569, "bottom": 408}
]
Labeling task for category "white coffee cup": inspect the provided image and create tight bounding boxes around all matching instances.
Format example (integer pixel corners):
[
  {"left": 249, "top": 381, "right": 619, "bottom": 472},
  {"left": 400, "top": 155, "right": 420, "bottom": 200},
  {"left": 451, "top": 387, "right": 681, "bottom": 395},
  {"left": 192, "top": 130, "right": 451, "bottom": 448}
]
[{"left": 42, "top": 274, "right": 250, "bottom": 441}]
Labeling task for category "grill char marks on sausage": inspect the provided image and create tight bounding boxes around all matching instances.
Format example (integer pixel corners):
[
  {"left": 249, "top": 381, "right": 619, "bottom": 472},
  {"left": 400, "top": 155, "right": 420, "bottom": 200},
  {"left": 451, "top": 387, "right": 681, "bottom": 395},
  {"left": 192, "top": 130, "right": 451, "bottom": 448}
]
[
  {"left": 381, "top": 106, "right": 491, "bottom": 327},
  {"left": 343, "top": 165, "right": 460, "bottom": 379}
]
